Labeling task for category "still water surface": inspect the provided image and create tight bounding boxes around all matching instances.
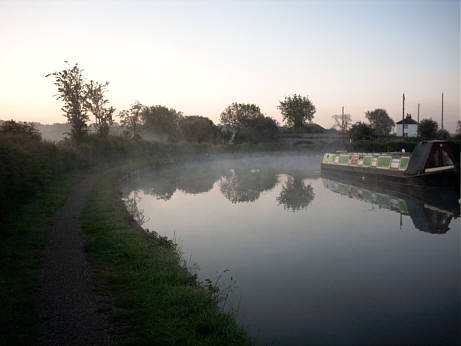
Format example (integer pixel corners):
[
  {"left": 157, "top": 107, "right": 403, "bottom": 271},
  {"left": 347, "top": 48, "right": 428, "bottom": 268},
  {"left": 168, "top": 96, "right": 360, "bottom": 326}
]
[{"left": 121, "top": 155, "right": 460, "bottom": 345}]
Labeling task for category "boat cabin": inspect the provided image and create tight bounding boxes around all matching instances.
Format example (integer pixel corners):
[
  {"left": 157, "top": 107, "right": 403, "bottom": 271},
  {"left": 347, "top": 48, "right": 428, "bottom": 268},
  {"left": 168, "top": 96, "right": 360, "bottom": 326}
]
[{"left": 322, "top": 140, "right": 457, "bottom": 176}]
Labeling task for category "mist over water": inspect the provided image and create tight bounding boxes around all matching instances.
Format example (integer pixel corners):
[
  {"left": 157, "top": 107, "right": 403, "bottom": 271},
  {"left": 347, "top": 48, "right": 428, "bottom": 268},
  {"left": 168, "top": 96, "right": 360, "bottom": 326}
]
[{"left": 121, "top": 154, "right": 460, "bottom": 345}]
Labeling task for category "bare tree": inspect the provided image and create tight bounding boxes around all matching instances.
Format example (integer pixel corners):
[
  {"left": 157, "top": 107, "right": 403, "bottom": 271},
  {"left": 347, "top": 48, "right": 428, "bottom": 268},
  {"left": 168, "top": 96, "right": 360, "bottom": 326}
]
[{"left": 332, "top": 113, "right": 352, "bottom": 132}]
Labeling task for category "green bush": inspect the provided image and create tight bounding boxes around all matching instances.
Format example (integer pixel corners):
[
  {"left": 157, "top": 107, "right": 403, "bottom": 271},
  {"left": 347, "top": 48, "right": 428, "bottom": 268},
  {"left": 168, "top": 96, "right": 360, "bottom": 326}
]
[{"left": 0, "top": 129, "right": 171, "bottom": 219}]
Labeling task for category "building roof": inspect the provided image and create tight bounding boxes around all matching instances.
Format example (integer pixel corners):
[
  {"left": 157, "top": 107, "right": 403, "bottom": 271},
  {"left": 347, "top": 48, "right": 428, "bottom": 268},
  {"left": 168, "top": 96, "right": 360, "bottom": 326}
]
[{"left": 396, "top": 115, "right": 419, "bottom": 125}]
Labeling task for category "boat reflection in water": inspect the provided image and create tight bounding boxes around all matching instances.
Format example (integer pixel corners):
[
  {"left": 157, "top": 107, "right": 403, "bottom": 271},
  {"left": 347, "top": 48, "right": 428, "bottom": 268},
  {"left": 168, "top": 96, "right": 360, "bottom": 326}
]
[{"left": 322, "top": 173, "right": 459, "bottom": 234}]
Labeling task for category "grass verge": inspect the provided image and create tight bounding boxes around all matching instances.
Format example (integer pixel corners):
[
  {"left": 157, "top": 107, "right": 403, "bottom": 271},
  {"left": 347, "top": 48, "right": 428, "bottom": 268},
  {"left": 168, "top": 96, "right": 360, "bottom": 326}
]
[
  {"left": 81, "top": 165, "right": 254, "bottom": 345},
  {"left": 0, "top": 170, "right": 86, "bottom": 346}
]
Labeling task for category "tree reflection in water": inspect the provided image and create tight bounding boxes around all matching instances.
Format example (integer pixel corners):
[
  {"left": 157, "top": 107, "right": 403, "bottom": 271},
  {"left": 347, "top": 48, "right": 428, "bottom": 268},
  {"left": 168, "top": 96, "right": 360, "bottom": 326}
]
[
  {"left": 277, "top": 176, "right": 315, "bottom": 211},
  {"left": 219, "top": 168, "right": 279, "bottom": 203},
  {"left": 141, "top": 163, "right": 225, "bottom": 200},
  {"left": 123, "top": 157, "right": 320, "bottom": 211},
  {"left": 144, "top": 170, "right": 178, "bottom": 200},
  {"left": 176, "top": 163, "right": 223, "bottom": 195}
]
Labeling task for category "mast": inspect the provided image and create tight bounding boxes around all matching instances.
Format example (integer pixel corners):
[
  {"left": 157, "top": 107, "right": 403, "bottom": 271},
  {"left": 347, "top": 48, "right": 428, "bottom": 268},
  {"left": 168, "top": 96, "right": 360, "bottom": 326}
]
[
  {"left": 341, "top": 106, "right": 344, "bottom": 133},
  {"left": 441, "top": 92, "right": 444, "bottom": 129}
]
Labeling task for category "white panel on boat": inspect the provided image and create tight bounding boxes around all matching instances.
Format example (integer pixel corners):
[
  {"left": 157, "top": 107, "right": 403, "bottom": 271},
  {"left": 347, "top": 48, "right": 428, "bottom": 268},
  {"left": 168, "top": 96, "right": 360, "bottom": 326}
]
[{"left": 390, "top": 158, "right": 400, "bottom": 169}]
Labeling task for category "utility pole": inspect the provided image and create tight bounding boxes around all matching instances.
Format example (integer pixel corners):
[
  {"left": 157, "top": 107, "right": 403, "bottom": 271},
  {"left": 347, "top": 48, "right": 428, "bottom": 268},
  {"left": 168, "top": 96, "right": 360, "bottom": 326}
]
[
  {"left": 417, "top": 103, "right": 420, "bottom": 137},
  {"left": 441, "top": 92, "right": 444, "bottom": 129},
  {"left": 341, "top": 106, "right": 344, "bottom": 133},
  {"left": 402, "top": 93, "right": 405, "bottom": 137}
]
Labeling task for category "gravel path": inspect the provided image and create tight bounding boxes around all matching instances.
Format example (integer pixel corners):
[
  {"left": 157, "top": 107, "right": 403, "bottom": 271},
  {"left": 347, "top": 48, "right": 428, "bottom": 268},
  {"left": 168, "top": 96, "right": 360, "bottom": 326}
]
[{"left": 38, "top": 171, "right": 117, "bottom": 346}]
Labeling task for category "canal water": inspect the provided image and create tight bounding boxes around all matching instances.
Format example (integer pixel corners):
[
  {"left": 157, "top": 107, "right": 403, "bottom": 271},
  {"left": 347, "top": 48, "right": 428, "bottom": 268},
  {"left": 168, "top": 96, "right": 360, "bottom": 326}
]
[{"left": 121, "top": 155, "right": 460, "bottom": 345}]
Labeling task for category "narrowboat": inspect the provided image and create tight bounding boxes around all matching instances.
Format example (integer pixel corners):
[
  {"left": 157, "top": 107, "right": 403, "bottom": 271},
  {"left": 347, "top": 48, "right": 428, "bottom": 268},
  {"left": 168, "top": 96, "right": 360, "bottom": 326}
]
[{"left": 321, "top": 140, "right": 459, "bottom": 189}]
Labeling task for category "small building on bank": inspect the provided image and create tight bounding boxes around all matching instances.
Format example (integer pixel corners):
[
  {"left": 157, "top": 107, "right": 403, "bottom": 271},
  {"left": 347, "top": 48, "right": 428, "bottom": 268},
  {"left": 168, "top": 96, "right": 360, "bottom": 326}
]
[{"left": 396, "top": 114, "right": 419, "bottom": 137}]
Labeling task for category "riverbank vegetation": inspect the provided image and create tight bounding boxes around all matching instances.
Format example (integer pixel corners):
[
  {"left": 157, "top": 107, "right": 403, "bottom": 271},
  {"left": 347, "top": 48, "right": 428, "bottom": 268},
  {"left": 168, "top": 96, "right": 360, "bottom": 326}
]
[{"left": 81, "top": 167, "right": 254, "bottom": 345}]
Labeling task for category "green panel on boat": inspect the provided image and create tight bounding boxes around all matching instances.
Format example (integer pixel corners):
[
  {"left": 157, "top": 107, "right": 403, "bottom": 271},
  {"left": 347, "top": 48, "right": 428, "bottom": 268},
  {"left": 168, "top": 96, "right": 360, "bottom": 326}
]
[
  {"left": 400, "top": 157, "right": 409, "bottom": 170},
  {"left": 328, "top": 155, "right": 335, "bottom": 162},
  {"left": 363, "top": 156, "right": 372, "bottom": 166},
  {"left": 339, "top": 155, "right": 349, "bottom": 164},
  {"left": 377, "top": 156, "right": 391, "bottom": 168}
]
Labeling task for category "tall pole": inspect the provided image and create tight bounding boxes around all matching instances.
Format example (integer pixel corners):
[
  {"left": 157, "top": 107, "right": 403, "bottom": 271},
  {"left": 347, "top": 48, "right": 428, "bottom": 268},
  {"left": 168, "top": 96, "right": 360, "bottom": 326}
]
[
  {"left": 402, "top": 93, "right": 405, "bottom": 137},
  {"left": 441, "top": 92, "right": 444, "bottom": 129},
  {"left": 341, "top": 106, "right": 344, "bottom": 133},
  {"left": 417, "top": 103, "right": 420, "bottom": 137}
]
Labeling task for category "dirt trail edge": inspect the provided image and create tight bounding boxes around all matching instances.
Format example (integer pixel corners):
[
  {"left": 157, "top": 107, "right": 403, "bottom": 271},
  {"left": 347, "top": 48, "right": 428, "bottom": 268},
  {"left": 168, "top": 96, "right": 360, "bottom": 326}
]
[{"left": 38, "top": 170, "right": 118, "bottom": 346}]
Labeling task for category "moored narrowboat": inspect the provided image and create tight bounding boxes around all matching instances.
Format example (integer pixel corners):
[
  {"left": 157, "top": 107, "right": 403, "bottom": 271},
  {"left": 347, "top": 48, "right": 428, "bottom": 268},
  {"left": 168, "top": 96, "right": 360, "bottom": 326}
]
[{"left": 321, "top": 140, "right": 459, "bottom": 189}]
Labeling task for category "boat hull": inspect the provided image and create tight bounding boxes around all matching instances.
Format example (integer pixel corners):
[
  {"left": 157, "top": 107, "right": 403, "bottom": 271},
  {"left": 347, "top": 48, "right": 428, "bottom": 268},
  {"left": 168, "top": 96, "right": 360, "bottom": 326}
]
[{"left": 321, "top": 163, "right": 460, "bottom": 190}]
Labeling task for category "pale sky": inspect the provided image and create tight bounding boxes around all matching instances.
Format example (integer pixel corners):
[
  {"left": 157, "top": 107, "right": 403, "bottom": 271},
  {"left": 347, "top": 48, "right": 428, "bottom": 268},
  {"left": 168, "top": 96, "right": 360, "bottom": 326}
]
[{"left": 0, "top": 0, "right": 459, "bottom": 131}]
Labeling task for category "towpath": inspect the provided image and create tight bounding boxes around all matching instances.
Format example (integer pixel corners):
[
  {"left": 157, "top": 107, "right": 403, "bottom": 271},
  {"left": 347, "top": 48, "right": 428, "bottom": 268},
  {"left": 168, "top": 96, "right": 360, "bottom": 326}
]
[{"left": 37, "top": 170, "right": 118, "bottom": 346}]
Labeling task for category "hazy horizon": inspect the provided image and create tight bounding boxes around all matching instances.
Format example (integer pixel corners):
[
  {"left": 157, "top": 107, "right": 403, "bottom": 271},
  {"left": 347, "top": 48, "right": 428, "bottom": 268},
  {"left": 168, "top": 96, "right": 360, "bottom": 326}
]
[{"left": 1, "top": 0, "right": 459, "bottom": 131}]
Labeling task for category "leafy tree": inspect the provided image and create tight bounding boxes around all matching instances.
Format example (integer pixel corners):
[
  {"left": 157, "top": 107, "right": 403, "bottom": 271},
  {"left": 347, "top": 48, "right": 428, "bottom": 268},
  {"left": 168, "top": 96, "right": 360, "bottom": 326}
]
[
  {"left": 220, "top": 103, "right": 264, "bottom": 129},
  {"left": 84, "top": 80, "right": 115, "bottom": 137},
  {"left": 349, "top": 122, "right": 374, "bottom": 141},
  {"left": 234, "top": 116, "right": 278, "bottom": 143},
  {"left": 179, "top": 116, "right": 217, "bottom": 143},
  {"left": 119, "top": 101, "right": 143, "bottom": 139},
  {"left": 220, "top": 103, "right": 278, "bottom": 143},
  {"left": 142, "top": 105, "right": 183, "bottom": 142},
  {"left": 0, "top": 120, "right": 42, "bottom": 141},
  {"left": 278, "top": 94, "right": 316, "bottom": 128},
  {"left": 418, "top": 118, "right": 438, "bottom": 138},
  {"left": 365, "top": 109, "right": 395, "bottom": 137},
  {"left": 46, "top": 62, "right": 89, "bottom": 141},
  {"left": 436, "top": 129, "right": 450, "bottom": 139},
  {"left": 331, "top": 113, "right": 352, "bottom": 132}
]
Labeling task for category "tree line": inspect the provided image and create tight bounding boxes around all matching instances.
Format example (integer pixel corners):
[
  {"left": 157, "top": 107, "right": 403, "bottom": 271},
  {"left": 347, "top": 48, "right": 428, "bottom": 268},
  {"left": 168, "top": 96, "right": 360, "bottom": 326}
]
[
  {"left": 334, "top": 108, "right": 458, "bottom": 141},
  {"left": 36, "top": 61, "right": 461, "bottom": 143},
  {"left": 44, "top": 62, "right": 320, "bottom": 144}
]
